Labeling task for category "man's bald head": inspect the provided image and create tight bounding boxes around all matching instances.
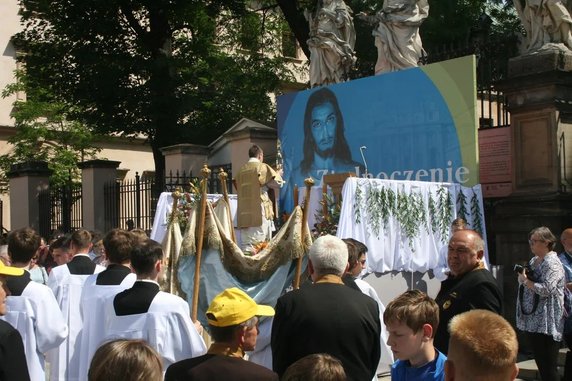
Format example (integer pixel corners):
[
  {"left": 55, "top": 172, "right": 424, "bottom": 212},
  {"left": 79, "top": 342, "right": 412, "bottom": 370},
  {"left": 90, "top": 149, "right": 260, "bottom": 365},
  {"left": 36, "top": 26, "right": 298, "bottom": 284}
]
[
  {"left": 447, "top": 230, "right": 484, "bottom": 277},
  {"left": 561, "top": 228, "right": 572, "bottom": 254}
]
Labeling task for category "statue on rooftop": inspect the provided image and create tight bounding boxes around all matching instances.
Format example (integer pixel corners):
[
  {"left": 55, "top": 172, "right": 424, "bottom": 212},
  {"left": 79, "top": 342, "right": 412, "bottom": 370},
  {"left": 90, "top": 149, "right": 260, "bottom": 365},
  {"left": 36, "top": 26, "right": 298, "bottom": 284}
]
[
  {"left": 358, "top": 0, "right": 429, "bottom": 74},
  {"left": 305, "top": 0, "right": 356, "bottom": 87},
  {"left": 514, "top": 0, "right": 572, "bottom": 52}
]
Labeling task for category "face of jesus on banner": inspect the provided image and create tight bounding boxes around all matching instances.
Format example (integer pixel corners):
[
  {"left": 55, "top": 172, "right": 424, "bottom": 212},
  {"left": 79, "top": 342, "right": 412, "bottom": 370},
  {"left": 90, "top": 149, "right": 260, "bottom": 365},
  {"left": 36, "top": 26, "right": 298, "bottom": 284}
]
[{"left": 311, "top": 102, "right": 337, "bottom": 155}]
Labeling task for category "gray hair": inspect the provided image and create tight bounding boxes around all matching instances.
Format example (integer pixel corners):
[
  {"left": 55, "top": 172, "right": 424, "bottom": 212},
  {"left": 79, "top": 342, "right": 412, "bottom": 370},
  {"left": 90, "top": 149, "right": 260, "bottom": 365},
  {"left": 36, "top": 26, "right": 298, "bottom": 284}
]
[
  {"left": 308, "top": 235, "right": 348, "bottom": 277},
  {"left": 529, "top": 226, "right": 557, "bottom": 251}
]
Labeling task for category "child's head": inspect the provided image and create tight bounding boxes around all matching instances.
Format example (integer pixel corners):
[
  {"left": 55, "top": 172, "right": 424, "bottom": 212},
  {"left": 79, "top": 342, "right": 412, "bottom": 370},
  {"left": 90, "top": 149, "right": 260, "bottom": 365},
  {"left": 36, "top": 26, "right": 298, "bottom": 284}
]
[
  {"left": 383, "top": 290, "right": 439, "bottom": 365},
  {"left": 446, "top": 310, "right": 518, "bottom": 381},
  {"left": 282, "top": 353, "right": 346, "bottom": 381},
  {"left": 88, "top": 339, "right": 163, "bottom": 381}
]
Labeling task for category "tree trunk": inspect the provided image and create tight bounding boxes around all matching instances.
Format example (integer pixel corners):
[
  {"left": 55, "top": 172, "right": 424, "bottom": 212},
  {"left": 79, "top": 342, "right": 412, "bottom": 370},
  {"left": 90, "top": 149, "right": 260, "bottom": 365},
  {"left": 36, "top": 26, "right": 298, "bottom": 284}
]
[
  {"left": 277, "top": 0, "right": 311, "bottom": 59},
  {"left": 148, "top": 3, "right": 178, "bottom": 189}
]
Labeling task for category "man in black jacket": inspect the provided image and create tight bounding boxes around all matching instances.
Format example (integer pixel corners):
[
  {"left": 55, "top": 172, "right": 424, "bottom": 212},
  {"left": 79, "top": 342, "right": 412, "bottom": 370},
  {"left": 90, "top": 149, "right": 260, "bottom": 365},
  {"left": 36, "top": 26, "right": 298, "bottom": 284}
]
[
  {"left": 271, "top": 235, "right": 381, "bottom": 381},
  {"left": 434, "top": 229, "right": 502, "bottom": 354},
  {"left": 0, "top": 258, "right": 30, "bottom": 381}
]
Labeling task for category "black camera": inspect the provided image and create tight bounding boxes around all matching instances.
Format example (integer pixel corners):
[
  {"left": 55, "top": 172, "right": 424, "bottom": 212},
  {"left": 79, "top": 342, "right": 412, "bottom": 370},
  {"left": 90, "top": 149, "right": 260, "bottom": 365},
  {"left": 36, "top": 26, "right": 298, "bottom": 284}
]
[{"left": 514, "top": 264, "right": 538, "bottom": 283}]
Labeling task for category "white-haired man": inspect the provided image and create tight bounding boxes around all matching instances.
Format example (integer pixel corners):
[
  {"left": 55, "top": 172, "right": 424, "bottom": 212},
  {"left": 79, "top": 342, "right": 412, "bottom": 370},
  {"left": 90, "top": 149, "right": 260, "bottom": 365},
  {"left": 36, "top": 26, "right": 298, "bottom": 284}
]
[{"left": 271, "top": 235, "right": 381, "bottom": 381}]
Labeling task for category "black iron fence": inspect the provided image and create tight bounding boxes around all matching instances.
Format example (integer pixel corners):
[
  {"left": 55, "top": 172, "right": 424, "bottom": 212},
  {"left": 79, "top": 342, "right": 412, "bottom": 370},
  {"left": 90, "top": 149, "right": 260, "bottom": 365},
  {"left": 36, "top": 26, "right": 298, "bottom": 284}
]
[
  {"left": 101, "top": 164, "right": 233, "bottom": 233},
  {"left": 103, "top": 172, "right": 156, "bottom": 233},
  {"left": 38, "top": 165, "right": 233, "bottom": 237},
  {"left": 39, "top": 183, "right": 83, "bottom": 240}
]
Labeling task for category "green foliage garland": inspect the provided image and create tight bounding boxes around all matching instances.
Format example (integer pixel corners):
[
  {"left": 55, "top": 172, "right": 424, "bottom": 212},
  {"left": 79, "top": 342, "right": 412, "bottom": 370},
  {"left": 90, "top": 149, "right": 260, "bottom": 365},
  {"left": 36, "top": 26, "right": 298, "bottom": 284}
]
[
  {"left": 457, "top": 188, "right": 468, "bottom": 223},
  {"left": 353, "top": 181, "right": 458, "bottom": 248},
  {"left": 470, "top": 191, "right": 484, "bottom": 236},
  {"left": 436, "top": 187, "right": 454, "bottom": 242},
  {"left": 354, "top": 184, "right": 363, "bottom": 224},
  {"left": 428, "top": 193, "right": 438, "bottom": 234}
]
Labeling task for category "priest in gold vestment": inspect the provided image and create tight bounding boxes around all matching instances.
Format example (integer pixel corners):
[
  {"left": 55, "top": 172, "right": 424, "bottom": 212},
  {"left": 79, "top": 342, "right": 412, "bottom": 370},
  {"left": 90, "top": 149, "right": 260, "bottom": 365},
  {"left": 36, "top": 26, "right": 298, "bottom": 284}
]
[{"left": 236, "top": 145, "right": 284, "bottom": 251}]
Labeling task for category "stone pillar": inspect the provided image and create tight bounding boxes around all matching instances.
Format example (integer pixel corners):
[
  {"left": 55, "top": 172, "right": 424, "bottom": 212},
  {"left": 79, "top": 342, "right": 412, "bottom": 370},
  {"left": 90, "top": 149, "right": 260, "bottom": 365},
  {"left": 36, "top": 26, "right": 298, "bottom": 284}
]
[
  {"left": 492, "top": 48, "right": 572, "bottom": 332},
  {"left": 78, "top": 160, "right": 120, "bottom": 232},
  {"left": 7, "top": 161, "right": 52, "bottom": 232},
  {"left": 161, "top": 144, "right": 209, "bottom": 177}
]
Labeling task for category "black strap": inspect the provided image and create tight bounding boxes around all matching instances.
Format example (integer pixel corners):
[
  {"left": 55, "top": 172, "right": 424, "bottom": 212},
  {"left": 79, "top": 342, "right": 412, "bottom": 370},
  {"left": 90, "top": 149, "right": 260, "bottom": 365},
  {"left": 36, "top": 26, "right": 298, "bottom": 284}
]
[{"left": 519, "top": 284, "right": 540, "bottom": 315}]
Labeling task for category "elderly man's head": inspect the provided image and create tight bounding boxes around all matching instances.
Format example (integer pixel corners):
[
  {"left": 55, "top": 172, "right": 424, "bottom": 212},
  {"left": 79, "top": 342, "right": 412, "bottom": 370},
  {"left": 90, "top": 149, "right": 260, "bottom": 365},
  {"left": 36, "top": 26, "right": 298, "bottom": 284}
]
[
  {"left": 445, "top": 310, "right": 518, "bottom": 381},
  {"left": 205, "top": 288, "right": 274, "bottom": 352},
  {"left": 561, "top": 228, "right": 572, "bottom": 254},
  {"left": 447, "top": 230, "right": 484, "bottom": 277},
  {"left": 308, "top": 235, "right": 348, "bottom": 281}
]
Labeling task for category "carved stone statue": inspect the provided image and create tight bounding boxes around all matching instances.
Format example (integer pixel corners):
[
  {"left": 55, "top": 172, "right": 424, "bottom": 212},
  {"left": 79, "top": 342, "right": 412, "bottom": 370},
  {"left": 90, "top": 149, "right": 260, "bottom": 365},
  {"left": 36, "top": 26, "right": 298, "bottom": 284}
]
[
  {"left": 514, "top": 0, "right": 572, "bottom": 52},
  {"left": 305, "top": 0, "right": 356, "bottom": 87},
  {"left": 358, "top": 0, "right": 429, "bottom": 74}
]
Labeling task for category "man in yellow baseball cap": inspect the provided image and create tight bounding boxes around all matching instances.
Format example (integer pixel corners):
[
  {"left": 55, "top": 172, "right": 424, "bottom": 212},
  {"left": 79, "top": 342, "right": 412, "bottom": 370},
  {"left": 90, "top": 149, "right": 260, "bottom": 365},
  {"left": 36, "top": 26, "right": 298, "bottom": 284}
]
[
  {"left": 165, "top": 287, "right": 277, "bottom": 380},
  {"left": 0, "top": 257, "right": 30, "bottom": 380}
]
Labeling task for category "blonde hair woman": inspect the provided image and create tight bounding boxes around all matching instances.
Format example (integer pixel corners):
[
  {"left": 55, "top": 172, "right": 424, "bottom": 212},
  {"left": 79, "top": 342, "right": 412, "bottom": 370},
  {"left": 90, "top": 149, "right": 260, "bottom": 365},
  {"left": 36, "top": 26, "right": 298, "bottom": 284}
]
[{"left": 88, "top": 339, "right": 163, "bottom": 381}]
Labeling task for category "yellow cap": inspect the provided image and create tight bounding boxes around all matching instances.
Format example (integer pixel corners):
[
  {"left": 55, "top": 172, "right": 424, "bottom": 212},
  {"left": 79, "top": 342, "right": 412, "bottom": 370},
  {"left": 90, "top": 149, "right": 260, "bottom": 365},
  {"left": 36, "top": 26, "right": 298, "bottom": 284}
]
[
  {"left": 206, "top": 287, "right": 275, "bottom": 327},
  {"left": 0, "top": 260, "right": 24, "bottom": 276}
]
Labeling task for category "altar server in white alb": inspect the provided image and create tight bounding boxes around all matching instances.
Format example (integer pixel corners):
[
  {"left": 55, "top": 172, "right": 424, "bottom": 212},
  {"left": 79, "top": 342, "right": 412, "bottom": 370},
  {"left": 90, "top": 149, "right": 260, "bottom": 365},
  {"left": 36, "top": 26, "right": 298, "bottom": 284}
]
[
  {"left": 104, "top": 238, "right": 207, "bottom": 369},
  {"left": 77, "top": 228, "right": 137, "bottom": 381},
  {"left": 1, "top": 227, "right": 68, "bottom": 381},
  {"left": 46, "top": 229, "right": 105, "bottom": 381}
]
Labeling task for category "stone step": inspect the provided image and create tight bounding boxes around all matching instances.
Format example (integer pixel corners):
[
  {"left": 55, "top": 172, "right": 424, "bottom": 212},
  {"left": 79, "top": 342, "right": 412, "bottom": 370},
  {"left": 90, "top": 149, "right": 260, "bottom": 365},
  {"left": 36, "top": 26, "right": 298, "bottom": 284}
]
[{"left": 515, "top": 348, "right": 568, "bottom": 381}]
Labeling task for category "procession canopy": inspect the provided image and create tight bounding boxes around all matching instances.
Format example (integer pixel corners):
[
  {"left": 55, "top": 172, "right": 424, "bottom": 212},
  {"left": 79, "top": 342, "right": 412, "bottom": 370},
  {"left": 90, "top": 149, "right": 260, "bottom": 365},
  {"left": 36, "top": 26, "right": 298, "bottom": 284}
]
[{"left": 180, "top": 200, "right": 312, "bottom": 284}]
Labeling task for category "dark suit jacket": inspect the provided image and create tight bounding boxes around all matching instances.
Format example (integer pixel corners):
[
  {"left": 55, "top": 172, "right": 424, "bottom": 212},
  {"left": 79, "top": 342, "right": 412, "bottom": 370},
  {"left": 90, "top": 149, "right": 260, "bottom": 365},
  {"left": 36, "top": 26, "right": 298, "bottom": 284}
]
[
  {"left": 165, "top": 354, "right": 278, "bottom": 381},
  {"left": 271, "top": 282, "right": 381, "bottom": 381},
  {"left": 434, "top": 268, "right": 502, "bottom": 354},
  {"left": 0, "top": 320, "right": 30, "bottom": 381}
]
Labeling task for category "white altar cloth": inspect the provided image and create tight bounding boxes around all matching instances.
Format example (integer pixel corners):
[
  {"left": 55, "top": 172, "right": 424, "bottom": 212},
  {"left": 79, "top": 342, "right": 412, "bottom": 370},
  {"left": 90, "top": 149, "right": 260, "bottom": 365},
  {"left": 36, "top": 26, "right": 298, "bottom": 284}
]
[{"left": 337, "top": 178, "right": 488, "bottom": 275}]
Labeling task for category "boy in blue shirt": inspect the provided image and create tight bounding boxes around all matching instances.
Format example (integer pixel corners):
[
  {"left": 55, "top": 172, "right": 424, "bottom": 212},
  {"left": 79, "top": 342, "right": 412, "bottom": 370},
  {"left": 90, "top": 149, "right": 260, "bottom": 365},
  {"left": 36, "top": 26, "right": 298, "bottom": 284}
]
[{"left": 385, "top": 290, "right": 446, "bottom": 381}]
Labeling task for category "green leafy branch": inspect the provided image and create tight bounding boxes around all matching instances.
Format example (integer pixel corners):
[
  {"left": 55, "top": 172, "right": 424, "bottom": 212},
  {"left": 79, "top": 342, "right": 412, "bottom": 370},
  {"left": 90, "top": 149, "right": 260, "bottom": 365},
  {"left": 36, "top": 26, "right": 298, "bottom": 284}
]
[
  {"left": 470, "top": 191, "right": 483, "bottom": 236},
  {"left": 457, "top": 188, "right": 468, "bottom": 222},
  {"left": 365, "top": 184, "right": 384, "bottom": 238},
  {"left": 354, "top": 183, "right": 363, "bottom": 224},
  {"left": 395, "top": 190, "right": 427, "bottom": 250},
  {"left": 436, "top": 187, "right": 453, "bottom": 242}
]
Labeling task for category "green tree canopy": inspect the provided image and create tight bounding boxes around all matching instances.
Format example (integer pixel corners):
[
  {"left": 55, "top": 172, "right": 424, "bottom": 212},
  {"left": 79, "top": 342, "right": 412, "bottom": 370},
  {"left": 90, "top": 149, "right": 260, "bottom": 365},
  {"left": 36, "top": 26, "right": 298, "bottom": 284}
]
[
  {"left": 1, "top": 70, "right": 101, "bottom": 188},
  {"left": 16, "top": 0, "right": 293, "bottom": 180}
]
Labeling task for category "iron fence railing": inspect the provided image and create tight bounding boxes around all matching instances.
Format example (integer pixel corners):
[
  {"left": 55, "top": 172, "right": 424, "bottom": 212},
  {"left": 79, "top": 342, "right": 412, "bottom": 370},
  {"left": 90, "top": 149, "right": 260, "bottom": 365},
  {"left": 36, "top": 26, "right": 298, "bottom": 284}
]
[
  {"left": 39, "top": 183, "right": 82, "bottom": 239},
  {"left": 103, "top": 172, "right": 156, "bottom": 233},
  {"left": 102, "top": 164, "right": 233, "bottom": 233}
]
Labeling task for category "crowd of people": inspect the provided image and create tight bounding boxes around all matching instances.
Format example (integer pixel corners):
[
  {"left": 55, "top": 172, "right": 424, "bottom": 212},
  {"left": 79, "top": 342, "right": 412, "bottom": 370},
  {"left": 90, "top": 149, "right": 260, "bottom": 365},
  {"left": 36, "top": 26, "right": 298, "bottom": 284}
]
[{"left": 0, "top": 196, "right": 570, "bottom": 381}]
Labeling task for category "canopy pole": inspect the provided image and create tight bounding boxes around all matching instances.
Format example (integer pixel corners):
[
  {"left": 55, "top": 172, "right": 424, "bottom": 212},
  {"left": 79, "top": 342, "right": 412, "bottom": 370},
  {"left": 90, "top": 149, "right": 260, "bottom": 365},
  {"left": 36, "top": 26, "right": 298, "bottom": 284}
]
[
  {"left": 191, "top": 164, "right": 211, "bottom": 321},
  {"left": 293, "top": 177, "right": 314, "bottom": 289}
]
